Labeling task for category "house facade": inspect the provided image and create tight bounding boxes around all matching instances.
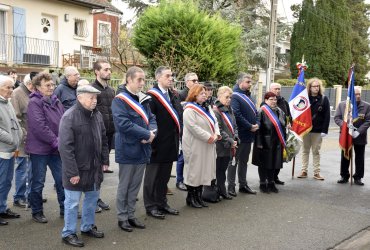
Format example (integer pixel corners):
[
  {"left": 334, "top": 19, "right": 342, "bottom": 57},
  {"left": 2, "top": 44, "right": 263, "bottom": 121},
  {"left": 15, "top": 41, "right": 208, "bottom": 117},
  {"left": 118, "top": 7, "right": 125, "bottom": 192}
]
[{"left": 0, "top": 0, "right": 121, "bottom": 74}]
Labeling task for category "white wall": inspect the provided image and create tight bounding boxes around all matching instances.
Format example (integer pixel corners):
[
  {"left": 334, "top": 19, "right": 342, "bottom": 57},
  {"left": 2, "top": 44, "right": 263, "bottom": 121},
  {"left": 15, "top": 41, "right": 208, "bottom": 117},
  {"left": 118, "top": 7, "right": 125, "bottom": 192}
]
[{"left": 1, "top": 0, "right": 94, "bottom": 67}]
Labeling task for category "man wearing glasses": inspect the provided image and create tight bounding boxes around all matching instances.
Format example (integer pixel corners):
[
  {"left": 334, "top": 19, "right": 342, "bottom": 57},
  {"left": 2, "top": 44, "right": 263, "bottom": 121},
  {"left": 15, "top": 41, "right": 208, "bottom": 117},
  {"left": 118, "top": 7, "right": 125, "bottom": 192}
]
[
  {"left": 0, "top": 75, "right": 23, "bottom": 225},
  {"left": 176, "top": 73, "right": 199, "bottom": 192},
  {"left": 228, "top": 73, "right": 258, "bottom": 196},
  {"left": 179, "top": 73, "right": 199, "bottom": 101}
]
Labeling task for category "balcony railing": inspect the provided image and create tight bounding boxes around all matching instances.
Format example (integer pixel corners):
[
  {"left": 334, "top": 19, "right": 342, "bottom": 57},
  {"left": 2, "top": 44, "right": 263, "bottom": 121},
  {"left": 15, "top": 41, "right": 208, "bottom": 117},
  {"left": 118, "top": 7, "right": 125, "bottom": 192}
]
[{"left": 0, "top": 33, "right": 59, "bottom": 66}]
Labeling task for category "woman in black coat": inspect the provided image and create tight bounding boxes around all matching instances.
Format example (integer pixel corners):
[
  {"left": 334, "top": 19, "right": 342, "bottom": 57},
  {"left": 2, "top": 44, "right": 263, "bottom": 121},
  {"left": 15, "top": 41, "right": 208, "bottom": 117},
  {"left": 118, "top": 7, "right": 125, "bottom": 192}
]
[
  {"left": 252, "top": 92, "right": 286, "bottom": 193},
  {"left": 213, "top": 86, "right": 239, "bottom": 200}
]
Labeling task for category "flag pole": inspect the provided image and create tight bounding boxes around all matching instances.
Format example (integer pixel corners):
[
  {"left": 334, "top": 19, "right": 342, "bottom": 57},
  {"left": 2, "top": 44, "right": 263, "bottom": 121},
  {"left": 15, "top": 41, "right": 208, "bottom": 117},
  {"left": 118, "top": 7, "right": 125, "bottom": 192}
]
[
  {"left": 292, "top": 156, "right": 295, "bottom": 178},
  {"left": 350, "top": 147, "right": 353, "bottom": 185}
]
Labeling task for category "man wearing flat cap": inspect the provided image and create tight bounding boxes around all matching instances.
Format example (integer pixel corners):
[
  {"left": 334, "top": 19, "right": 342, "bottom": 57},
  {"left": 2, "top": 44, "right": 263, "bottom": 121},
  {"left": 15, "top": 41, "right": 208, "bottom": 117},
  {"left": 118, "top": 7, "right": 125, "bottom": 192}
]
[{"left": 59, "top": 85, "right": 109, "bottom": 247}]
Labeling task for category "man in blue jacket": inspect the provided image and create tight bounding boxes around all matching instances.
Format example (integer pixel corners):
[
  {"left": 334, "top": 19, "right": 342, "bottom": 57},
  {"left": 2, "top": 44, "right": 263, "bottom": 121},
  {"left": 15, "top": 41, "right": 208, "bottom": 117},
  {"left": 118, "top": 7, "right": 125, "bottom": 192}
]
[
  {"left": 112, "top": 66, "right": 157, "bottom": 232},
  {"left": 54, "top": 66, "right": 80, "bottom": 110},
  {"left": 228, "top": 73, "right": 258, "bottom": 196}
]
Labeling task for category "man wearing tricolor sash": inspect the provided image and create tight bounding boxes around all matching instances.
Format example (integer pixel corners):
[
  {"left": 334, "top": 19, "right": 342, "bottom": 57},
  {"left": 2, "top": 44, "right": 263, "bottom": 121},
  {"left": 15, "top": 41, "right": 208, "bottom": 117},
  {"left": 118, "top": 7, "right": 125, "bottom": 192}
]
[
  {"left": 252, "top": 92, "right": 286, "bottom": 193},
  {"left": 144, "top": 66, "right": 183, "bottom": 219},
  {"left": 112, "top": 66, "right": 157, "bottom": 232},
  {"left": 228, "top": 73, "right": 258, "bottom": 196}
]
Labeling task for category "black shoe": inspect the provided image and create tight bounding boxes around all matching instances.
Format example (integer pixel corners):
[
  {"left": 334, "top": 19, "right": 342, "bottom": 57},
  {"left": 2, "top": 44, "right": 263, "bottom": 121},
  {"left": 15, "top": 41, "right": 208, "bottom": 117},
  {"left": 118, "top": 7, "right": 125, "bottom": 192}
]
[
  {"left": 354, "top": 179, "right": 364, "bottom": 186},
  {"left": 42, "top": 198, "right": 47, "bottom": 203},
  {"left": 146, "top": 209, "right": 165, "bottom": 219},
  {"left": 337, "top": 177, "right": 349, "bottom": 184},
  {"left": 128, "top": 218, "right": 145, "bottom": 229},
  {"left": 268, "top": 183, "right": 279, "bottom": 193},
  {"left": 81, "top": 225, "right": 104, "bottom": 238},
  {"left": 228, "top": 189, "right": 237, "bottom": 197},
  {"left": 259, "top": 184, "right": 269, "bottom": 193},
  {"left": 176, "top": 182, "right": 187, "bottom": 191},
  {"left": 219, "top": 193, "right": 233, "bottom": 200},
  {"left": 97, "top": 199, "right": 110, "bottom": 210},
  {"left": 160, "top": 206, "right": 179, "bottom": 215},
  {"left": 0, "top": 208, "right": 20, "bottom": 219},
  {"left": 13, "top": 200, "right": 27, "bottom": 208},
  {"left": 0, "top": 218, "right": 8, "bottom": 226},
  {"left": 274, "top": 179, "right": 285, "bottom": 185},
  {"left": 32, "top": 212, "right": 48, "bottom": 223},
  {"left": 103, "top": 169, "right": 114, "bottom": 173},
  {"left": 118, "top": 220, "right": 133, "bottom": 232},
  {"left": 239, "top": 185, "right": 257, "bottom": 195},
  {"left": 62, "top": 234, "right": 84, "bottom": 247}
]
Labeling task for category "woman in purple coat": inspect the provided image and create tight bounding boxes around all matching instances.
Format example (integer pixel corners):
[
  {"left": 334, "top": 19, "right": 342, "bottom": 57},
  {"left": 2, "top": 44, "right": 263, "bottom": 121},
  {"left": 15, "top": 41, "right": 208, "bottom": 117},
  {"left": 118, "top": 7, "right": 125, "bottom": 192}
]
[{"left": 26, "top": 72, "right": 65, "bottom": 223}]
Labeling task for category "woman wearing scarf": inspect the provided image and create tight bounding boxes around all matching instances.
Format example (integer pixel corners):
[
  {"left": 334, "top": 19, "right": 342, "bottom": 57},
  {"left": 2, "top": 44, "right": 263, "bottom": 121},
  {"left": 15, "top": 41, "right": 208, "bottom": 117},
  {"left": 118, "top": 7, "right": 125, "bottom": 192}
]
[
  {"left": 182, "top": 84, "right": 220, "bottom": 208},
  {"left": 213, "top": 86, "right": 239, "bottom": 200},
  {"left": 252, "top": 92, "right": 286, "bottom": 193}
]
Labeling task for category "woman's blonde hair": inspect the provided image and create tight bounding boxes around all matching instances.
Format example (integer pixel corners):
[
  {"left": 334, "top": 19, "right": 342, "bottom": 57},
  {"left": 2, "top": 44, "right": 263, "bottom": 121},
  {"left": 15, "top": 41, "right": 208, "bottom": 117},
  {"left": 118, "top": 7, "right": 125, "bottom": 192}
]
[
  {"left": 217, "top": 86, "right": 233, "bottom": 98},
  {"left": 306, "top": 77, "right": 324, "bottom": 96}
]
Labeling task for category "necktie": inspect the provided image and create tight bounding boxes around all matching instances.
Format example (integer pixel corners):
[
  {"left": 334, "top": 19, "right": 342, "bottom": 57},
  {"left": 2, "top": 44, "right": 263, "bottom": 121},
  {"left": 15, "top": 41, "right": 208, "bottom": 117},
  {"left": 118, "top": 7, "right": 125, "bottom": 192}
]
[{"left": 164, "top": 92, "right": 170, "bottom": 102}]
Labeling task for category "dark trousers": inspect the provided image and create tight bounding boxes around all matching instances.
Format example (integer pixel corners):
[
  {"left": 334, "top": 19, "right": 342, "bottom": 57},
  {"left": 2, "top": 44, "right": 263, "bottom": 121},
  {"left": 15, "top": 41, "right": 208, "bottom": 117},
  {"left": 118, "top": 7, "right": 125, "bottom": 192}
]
[
  {"left": 340, "top": 144, "right": 365, "bottom": 180},
  {"left": 176, "top": 151, "right": 184, "bottom": 183},
  {"left": 216, "top": 156, "right": 231, "bottom": 195},
  {"left": 143, "top": 162, "right": 173, "bottom": 211},
  {"left": 258, "top": 167, "right": 275, "bottom": 184},
  {"left": 227, "top": 142, "right": 252, "bottom": 188},
  {"left": 274, "top": 168, "right": 281, "bottom": 181},
  {"left": 107, "top": 132, "right": 115, "bottom": 152}
]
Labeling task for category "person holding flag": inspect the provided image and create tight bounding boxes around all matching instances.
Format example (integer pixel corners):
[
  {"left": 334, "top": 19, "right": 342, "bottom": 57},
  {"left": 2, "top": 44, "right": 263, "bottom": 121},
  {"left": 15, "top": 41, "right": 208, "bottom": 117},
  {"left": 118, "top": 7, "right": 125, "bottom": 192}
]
[
  {"left": 252, "top": 92, "right": 287, "bottom": 193},
  {"left": 296, "top": 77, "right": 330, "bottom": 180},
  {"left": 334, "top": 83, "right": 370, "bottom": 185}
]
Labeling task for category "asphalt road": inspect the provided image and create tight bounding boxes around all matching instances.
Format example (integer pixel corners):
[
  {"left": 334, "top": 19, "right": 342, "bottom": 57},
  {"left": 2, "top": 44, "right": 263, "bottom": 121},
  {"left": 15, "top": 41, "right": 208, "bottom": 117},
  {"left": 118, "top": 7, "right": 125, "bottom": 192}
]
[{"left": 1, "top": 128, "right": 370, "bottom": 250}]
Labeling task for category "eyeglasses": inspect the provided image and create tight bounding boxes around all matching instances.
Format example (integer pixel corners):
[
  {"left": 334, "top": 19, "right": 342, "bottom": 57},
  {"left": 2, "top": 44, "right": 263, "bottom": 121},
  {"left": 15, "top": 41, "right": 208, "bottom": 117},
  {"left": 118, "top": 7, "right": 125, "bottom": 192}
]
[{"left": 189, "top": 79, "right": 199, "bottom": 83}]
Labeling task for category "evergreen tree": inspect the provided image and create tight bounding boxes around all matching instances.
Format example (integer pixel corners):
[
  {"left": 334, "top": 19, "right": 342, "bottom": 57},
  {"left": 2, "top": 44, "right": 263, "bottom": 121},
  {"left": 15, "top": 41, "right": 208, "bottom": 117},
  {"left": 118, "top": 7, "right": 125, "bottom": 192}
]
[
  {"left": 132, "top": 0, "right": 242, "bottom": 82},
  {"left": 348, "top": 0, "right": 370, "bottom": 85},
  {"left": 290, "top": 0, "right": 352, "bottom": 86}
]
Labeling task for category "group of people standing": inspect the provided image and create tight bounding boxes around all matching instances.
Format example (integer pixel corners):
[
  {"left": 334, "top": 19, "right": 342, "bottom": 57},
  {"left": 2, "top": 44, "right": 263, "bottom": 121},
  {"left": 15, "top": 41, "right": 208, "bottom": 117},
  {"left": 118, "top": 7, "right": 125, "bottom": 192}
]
[{"left": 1, "top": 63, "right": 370, "bottom": 248}]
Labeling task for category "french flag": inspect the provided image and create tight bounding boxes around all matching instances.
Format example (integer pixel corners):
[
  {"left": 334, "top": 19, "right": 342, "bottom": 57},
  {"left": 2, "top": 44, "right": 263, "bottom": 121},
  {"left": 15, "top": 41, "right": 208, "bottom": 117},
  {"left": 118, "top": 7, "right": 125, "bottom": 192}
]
[
  {"left": 339, "top": 66, "right": 358, "bottom": 159},
  {"left": 288, "top": 63, "right": 312, "bottom": 138}
]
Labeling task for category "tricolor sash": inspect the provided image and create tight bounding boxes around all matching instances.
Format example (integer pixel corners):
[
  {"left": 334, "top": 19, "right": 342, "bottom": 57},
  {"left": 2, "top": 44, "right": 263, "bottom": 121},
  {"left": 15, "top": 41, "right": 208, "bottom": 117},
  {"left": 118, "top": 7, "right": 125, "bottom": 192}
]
[
  {"left": 185, "top": 102, "right": 215, "bottom": 133},
  {"left": 215, "top": 107, "right": 234, "bottom": 135},
  {"left": 116, "top": 92, "right": 149, "bottom": 125},
  {"left": 261, "top": 105, "right": 286, "bottom": 148},
  {"left": 232, "top": 92, "right": 257, "bottom": 115},
  {"left": 147, "top": 88, "right": 181, "bottom": 133}
]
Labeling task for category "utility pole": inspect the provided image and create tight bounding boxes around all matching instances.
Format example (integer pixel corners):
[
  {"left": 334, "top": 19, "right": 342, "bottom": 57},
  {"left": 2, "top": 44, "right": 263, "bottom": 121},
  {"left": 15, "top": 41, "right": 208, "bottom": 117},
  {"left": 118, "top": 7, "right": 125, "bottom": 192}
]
[{"left": 266, "top": 0, "right": 278, "bottom": 91}]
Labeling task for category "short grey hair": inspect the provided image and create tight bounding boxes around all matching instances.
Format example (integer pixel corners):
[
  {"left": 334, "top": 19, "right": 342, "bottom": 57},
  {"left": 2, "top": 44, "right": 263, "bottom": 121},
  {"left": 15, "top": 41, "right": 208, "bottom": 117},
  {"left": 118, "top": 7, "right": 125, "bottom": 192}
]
[
  {"left": 236, "top": 72, "right": 252, "bottom": 85},
  {"left": 217, "top": 86, "right": 233, "bottom": 98},
  {"left": 126, "top": 66, "right": 144, "bottom": 82},
  {"left": 0, "top": 75, "right": 14, "bottom": 87},
  {"left": 270, "top": 82, "right": 281, "bottom": 90},
  {"left": 23, "top": 74, "right": 32, "bottom": 86},
  {"left": 155, "top": 66, "right": 171, "bottom": 79},
  {"left": 354, "top": 86, "right": 362, "bottom": 93},
  {"left": 64, "top": 66, "right": 78, "bottom": 76},
  {"left": 184, "top": 72, "right": 197, "bottom": 82}
]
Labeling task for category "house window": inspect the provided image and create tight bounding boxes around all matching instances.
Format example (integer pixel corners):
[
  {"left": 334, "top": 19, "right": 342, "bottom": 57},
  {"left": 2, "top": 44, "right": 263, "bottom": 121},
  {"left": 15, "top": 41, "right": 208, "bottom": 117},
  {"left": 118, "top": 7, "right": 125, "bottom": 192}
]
[
  {"left": 97, "top": 21, "right": 111, "bottom": 47},
  {"left": 41, "top": 17, "right": 50, "bottom": 33},
  {"left": 0, "top": 10, "right": 5, "bottom": 34},
  {"left": 74, "top": 18, "right": 88, "bottom": 38}
]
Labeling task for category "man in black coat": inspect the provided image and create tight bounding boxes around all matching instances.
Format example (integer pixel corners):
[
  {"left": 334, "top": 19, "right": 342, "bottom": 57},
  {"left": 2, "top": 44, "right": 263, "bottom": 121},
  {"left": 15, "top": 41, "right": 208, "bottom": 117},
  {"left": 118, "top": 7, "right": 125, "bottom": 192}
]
[
  {"left": 144, "top": 66, "right": 183, "bottom": 219},
  {"left": 59, "top": 85, "right": 109, "bottom": 247},
  {"left": 92, "top": 59, "right": 115, "bottom": 174}
]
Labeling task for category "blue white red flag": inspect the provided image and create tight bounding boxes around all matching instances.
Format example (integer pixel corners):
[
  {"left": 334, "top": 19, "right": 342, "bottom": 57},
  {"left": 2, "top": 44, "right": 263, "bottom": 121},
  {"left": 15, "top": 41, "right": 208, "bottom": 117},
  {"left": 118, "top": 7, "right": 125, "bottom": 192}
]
[
  {"left": 288, "top": 63, "right": 312, "bottom": 138},
  {"left": 339, "top": 66, "right": 358, "bottom": 159}
]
